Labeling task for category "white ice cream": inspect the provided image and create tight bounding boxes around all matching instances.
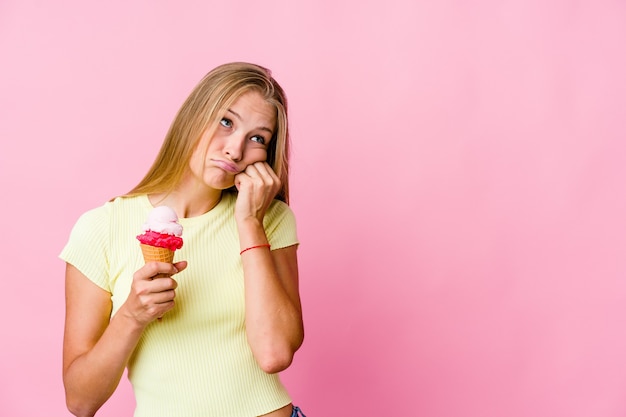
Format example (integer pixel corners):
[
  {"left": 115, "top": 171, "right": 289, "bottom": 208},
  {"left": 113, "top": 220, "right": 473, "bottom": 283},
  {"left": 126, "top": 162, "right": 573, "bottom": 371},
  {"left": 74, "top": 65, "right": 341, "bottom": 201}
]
[{"left": 142, "top": 206, "right": 183, "bottom": 236}]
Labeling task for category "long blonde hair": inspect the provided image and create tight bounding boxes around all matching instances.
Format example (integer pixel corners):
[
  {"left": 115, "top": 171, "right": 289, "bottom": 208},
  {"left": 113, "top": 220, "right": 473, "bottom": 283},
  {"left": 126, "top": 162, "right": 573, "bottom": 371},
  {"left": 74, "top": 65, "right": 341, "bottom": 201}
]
[{"left": 124, "top": 62, "right": 291, "bottom": 203}]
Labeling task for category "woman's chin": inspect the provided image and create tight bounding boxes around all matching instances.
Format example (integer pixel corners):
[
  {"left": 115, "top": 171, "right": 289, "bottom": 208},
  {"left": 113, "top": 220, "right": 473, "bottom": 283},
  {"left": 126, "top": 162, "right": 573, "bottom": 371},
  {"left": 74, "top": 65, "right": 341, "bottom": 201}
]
[{"left": 204, "top": 178, "right": 235, "bottom": 191}]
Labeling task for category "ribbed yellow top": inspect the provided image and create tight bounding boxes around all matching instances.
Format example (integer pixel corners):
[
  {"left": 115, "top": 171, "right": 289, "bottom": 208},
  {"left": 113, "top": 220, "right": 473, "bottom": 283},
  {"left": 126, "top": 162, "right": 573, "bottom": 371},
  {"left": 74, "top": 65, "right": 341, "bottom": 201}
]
[{"left": 60, "top": 193, "right": 298, "bottom": 417}]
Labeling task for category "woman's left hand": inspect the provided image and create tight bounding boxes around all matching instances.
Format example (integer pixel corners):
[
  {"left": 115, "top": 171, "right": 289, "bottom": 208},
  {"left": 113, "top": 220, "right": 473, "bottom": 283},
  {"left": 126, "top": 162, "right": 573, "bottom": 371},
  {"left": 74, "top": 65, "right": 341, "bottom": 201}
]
[{"left": 234, "top": 161, "right": 281, "bottom": 223}]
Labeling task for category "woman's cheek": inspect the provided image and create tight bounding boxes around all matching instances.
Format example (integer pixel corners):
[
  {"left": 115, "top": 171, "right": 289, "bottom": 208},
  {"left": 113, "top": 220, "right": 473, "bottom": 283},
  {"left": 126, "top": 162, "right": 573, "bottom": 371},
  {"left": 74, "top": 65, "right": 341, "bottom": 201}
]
[{"left": 247, "top": 149, "right": 268, "bottom": 163}]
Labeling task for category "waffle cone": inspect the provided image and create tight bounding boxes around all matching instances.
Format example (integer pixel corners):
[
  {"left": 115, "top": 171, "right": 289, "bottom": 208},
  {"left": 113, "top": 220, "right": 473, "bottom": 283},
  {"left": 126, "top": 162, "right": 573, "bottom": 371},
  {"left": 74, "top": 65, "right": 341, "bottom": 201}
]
[{"left": 140, "top": 244, "right": 175, "bottom": 263}]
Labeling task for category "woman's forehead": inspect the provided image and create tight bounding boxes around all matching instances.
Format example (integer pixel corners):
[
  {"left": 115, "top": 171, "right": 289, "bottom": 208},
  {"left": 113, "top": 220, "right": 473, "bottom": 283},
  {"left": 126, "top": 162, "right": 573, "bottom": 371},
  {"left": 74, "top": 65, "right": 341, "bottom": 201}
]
[{"left": 225, "top": 91, "right": 276, "bottom": 127}]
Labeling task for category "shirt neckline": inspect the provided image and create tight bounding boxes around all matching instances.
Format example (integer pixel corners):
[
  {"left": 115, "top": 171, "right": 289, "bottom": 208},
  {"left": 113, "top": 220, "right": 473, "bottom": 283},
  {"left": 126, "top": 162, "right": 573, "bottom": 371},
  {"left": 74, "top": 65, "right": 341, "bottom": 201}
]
[{"left": 139, "top": 193, "right": 232, "bottom": 227}]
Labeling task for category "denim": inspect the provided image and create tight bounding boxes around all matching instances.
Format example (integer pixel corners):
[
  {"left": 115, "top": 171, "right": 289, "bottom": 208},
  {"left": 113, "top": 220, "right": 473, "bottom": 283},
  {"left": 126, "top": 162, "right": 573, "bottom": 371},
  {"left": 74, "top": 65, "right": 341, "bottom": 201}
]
[{"left": 291, "top": 406, "right": 306, "bottom": 417}]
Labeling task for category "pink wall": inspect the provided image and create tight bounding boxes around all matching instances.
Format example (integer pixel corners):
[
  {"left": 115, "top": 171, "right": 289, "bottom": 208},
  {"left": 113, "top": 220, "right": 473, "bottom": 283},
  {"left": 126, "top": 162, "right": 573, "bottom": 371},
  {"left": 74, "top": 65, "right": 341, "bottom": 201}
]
[{"left": 1, "top": 1, "right": 625, "bottom": 416}]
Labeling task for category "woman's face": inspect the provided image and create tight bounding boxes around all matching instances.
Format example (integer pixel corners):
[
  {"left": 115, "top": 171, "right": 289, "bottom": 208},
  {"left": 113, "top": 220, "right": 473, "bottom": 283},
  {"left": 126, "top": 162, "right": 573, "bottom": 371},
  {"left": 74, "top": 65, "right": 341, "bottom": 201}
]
[{"left": 188, "top": 90, "right": 276, "bottom": 191}]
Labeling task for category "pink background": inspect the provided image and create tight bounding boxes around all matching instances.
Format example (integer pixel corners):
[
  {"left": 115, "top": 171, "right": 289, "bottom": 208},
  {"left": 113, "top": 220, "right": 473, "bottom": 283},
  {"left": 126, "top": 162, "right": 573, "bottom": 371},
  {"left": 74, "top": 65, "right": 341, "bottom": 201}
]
[{"left": 1, "top": 1, "right": 625, "bottom": 416}]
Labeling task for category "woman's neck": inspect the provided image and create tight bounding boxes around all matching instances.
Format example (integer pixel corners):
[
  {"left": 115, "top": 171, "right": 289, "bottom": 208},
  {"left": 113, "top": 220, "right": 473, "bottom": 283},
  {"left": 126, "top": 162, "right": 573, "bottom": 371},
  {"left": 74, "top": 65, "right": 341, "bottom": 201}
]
[{"left": 148, "top": 186, "right": 223, "bottom": 219}]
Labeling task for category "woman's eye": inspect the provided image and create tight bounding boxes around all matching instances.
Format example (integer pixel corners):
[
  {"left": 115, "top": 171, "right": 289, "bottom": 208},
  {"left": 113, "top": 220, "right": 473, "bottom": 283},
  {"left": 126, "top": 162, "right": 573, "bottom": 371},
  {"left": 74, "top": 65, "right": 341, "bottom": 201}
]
[
  {"left": 250, "top": 135, "right": 266, "bottom": 145},
  {"left": 220, "top": 118, "right": 232, "bottom": 128}
]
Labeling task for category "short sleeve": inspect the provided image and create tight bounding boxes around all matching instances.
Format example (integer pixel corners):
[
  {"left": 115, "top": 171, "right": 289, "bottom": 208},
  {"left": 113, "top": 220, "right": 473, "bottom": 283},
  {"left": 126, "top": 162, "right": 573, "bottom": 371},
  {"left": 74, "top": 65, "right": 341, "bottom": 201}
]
[
  {"left": 59, "top": 204, "right": 112, "bottom": 292},
  {"left": 263, "top": 200, "right": 299, "bottom": 250}
]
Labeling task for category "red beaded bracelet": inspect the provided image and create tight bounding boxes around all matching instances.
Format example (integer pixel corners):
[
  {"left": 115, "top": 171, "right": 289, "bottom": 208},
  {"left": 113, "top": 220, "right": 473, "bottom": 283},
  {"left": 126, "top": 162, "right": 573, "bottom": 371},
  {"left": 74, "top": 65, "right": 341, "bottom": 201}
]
[{"left": 240, "top": 244, "right": 271, "bottom": 255}]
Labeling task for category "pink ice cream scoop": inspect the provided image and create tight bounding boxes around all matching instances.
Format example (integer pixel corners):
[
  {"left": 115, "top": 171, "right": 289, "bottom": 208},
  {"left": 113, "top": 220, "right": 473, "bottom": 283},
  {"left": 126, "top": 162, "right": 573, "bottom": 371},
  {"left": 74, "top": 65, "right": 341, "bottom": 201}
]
[{"left": 136, "top": 206, "right": 183, "bottom": 262}]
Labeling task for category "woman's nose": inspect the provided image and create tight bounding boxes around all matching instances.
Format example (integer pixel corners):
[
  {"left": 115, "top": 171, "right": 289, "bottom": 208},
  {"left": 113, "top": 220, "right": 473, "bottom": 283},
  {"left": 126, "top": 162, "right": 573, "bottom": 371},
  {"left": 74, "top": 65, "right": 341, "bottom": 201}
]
[{"left": 224, "top": 134, "right": 245, "bottom": 162}]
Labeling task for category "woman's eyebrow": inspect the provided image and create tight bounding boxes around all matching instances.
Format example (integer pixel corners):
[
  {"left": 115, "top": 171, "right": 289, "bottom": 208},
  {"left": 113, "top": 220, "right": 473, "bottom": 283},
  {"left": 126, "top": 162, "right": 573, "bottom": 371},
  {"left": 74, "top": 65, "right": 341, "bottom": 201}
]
[
  {"left": 227, "top": 108, "right": 274, "bottom": 134},
  {"left": 226, "top": 108, "right": 242, "bottom": 120}
]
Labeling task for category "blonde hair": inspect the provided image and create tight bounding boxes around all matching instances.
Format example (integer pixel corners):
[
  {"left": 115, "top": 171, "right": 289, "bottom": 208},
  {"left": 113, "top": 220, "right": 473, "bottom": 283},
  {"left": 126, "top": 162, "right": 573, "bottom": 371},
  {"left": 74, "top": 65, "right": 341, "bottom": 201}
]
[{"left": 124, "top": 62, "right": 291, "bottom": 203}]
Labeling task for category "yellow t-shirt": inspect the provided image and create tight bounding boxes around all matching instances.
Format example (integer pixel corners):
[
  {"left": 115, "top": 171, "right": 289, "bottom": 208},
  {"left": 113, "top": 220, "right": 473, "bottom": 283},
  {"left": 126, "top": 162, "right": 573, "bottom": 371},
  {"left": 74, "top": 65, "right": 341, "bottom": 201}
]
[{"left": 60, "top": 193, "right": 298, "bottom": 417}]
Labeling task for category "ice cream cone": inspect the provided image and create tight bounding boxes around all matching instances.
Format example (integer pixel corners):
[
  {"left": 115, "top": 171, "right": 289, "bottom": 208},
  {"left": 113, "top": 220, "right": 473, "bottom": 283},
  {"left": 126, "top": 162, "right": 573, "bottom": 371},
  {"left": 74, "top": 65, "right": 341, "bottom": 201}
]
[{"left": 140, "top": 244, "right": 175, "bottom": 263}]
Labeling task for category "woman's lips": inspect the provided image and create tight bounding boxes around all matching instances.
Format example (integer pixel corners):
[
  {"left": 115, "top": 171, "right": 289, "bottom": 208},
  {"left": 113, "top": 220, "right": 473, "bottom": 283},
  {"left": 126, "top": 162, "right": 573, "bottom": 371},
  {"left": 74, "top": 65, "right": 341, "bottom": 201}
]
[{"left": 212, "top": 159, "right": 240, "bottom": 173}]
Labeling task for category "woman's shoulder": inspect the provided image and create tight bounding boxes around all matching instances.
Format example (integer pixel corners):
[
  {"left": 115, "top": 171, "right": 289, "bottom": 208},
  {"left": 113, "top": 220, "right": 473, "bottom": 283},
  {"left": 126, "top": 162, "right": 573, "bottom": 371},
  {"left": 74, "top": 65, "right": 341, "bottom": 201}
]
[
  {"left": 108, "top": 194, "right": 149, "bottom": 211},
  {"left": 268, "top": 198, "right": 294, "bottom": 217},
  {"left": 263, "top": 198, "right": 296, "bottom": 233},
  {"left": 73, "top": 195, "right": 148, "bottom": 227}
]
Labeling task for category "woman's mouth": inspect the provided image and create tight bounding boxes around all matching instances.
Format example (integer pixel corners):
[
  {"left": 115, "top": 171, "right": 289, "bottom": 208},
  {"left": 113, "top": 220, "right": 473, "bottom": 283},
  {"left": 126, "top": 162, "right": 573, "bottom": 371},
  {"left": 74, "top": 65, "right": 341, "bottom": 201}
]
[{"left": 212, "top": 159, "right": 240, "bottom": 173}]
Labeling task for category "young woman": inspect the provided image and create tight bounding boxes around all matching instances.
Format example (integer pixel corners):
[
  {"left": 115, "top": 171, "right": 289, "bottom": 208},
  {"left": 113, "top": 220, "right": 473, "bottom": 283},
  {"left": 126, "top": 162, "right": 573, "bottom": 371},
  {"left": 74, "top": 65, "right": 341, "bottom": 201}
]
[{"left": 60, "top": 62, "right": 305, "bottom": 417}]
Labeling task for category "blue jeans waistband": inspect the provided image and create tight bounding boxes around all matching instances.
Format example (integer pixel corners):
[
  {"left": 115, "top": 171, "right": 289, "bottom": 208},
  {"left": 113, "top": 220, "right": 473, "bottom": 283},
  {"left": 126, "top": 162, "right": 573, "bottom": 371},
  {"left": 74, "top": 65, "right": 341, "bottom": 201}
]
[{"left": 291, "top": 405, "right": 306, "bottom": 417}]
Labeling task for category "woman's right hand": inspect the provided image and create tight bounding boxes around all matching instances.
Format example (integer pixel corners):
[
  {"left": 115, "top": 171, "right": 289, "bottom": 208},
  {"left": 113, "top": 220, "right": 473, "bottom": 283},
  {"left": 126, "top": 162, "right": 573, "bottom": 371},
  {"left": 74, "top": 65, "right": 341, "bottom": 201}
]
[
  {"left": 121, "top": 260, "right": 187, "bottom": 326},
  {"left": 64, "top": 261, "right": 186, "bottom": 416}
]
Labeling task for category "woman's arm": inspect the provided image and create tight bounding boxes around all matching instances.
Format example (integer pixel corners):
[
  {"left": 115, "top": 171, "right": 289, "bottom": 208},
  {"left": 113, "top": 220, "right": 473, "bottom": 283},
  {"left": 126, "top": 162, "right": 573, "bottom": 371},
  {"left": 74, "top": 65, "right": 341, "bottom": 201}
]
[
  {"left": 234, "top": 161, "right": 304, "bottom": 374},
  {"left": 63, "top": 261, "right": 185, "bottom": 417},
  {"left": 239, "top": 224, "right": 304, "bottom": 374}
]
